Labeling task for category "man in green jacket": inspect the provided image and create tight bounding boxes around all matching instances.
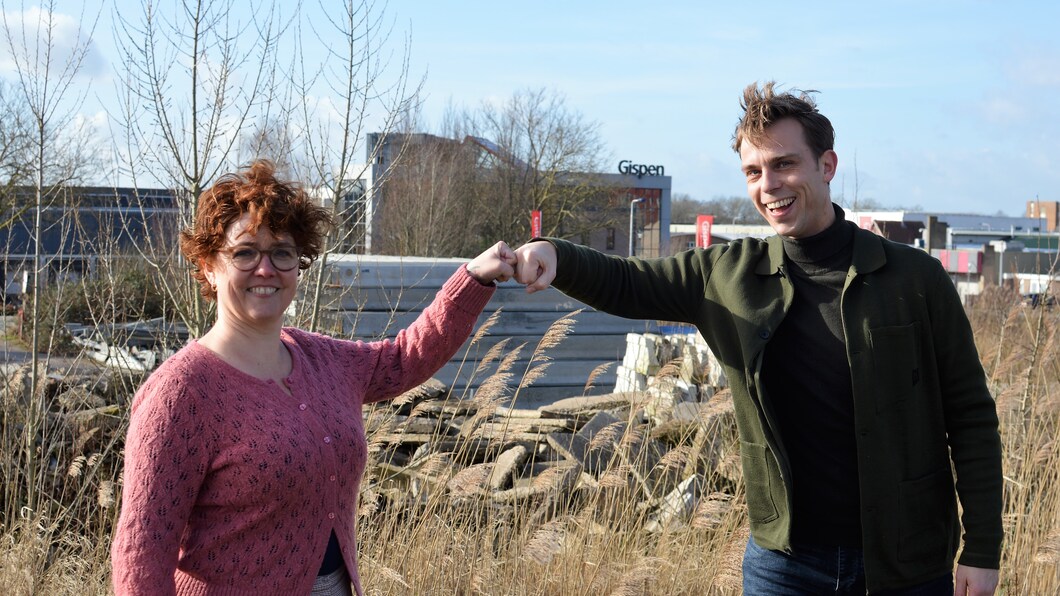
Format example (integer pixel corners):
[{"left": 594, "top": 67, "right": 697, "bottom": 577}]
[{"left": 513, "top": 82, "right": 1002, "bottom": 595}]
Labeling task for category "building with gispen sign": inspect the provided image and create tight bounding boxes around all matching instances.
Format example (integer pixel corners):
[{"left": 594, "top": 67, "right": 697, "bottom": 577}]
[{"left": 341, "top": 133, "right": 672, "bottom": 258}]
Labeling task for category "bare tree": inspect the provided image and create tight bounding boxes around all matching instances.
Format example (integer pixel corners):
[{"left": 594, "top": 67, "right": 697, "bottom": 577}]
[
  {"left": 0, "top": 0, "right": 101, "bottom": 512},
  {"left": 372, "top": 88, "right": 618, "bottom": 257},
  {"left": 670, "top": 194, "right": 761, "bottom": 225},
  {"left": 0, "top": 80, "right": 35, "bottom": 225},
  {"left": 373, "top": 134, "right": 477, "bottom": 256},
  {"left": 238, "top": 116, "right": 297, "bottom": 172},
  {"left": 105, "top": 0, "right": 424, "bottom": 336},
  {"left": 371, "top": 105, "right": 486, "bottom": 257},
  {"left": 289, "top": 0, "right": 421, "bottom": 332},
  {"left": 112, "top": 0, "right": 287, "bottom": 337},
  {"left": 472, "top": 88, "right": 616, "bottom": 244}
]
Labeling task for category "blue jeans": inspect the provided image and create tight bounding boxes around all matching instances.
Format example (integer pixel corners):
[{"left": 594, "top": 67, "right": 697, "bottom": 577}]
[{"left": 743, "top": 537, "right": 954, "bottom": 595}]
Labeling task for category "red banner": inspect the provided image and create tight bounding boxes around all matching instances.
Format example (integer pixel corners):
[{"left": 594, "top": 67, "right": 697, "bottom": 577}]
[{"left": 696, "top": 214, "right": 714, "bottom": 248}]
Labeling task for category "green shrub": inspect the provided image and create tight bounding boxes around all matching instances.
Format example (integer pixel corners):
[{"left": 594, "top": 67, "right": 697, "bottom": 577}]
[{"left": 20, "top": 265, "right": 168, "bottom": 354}]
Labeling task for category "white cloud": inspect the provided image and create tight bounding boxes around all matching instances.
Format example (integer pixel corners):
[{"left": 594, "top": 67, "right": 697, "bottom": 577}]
[
  {"left": 980, "top": 97, "right": 1027, "bottom": 125},
  {"left": 1007, "top": 47, "right": 1060, "bottom": 87},
  {"left": 968, "top": 45, "right": 1060, "bottom": 132},
  {"left": 0, "top": 7, "right": 108, "bottom": 80}
]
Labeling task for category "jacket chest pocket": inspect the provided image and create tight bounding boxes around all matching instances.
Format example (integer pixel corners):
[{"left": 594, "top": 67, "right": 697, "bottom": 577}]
[{"left": 868, "top": 322, "right": 921, "bottom": 413}]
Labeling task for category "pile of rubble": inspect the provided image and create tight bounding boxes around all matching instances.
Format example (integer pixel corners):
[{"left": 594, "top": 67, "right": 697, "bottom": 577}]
[
  {"left": 1, "top": 363, "right": 134, "bottom": 512},
  {"left": 2, "top": 331, "right": 744, "bottom": 534},
  {"left": 1, "top": 363, "right": 130, "bottom": 454},
  {"left": 362, "top": 331, "right": 743, "bottom": 532}
]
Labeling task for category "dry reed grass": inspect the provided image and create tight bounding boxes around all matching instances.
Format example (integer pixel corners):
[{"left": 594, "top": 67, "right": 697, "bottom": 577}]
[{"left": 2, "top": 288, "right": 1059, "bottom": 594}]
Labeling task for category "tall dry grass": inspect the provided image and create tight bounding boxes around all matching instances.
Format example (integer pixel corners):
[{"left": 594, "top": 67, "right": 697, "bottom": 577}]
[
  {"left": 968, "top": 288, "right": 1060, "bottom": 594},
  {"left": 1, "top": 286, "right": 1058, "bottom": 594}
]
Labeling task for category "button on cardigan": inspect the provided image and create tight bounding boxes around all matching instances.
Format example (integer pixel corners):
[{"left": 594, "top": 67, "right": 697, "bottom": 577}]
[{"left": 111, "top": 267, "right": 495, "bottom": 596}]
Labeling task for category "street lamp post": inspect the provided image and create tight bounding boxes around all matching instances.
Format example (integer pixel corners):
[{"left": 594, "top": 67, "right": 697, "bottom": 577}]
[{"left": 629, "top": 197, "right": 645, "bottom": 257}]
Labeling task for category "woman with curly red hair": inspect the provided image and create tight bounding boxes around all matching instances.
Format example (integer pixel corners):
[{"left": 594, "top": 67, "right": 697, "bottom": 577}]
[{"left": 111, "top": 160, "right": 515, "bottom": 595}]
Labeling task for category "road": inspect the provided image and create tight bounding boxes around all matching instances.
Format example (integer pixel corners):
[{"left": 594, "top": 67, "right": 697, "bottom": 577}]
[{"left": 1, "top": 315, "right": 87, "bottom": 374}]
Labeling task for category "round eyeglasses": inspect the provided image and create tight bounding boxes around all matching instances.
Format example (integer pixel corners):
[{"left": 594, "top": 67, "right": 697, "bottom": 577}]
[{"left": 219, "top": 245, "right": 303, "bottom": 272}]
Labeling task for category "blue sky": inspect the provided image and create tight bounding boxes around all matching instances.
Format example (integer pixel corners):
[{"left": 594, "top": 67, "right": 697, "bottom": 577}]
[
  {"left": 6, "top": 1, "right": 1060, "bottom": 216},
  {"left": 379, "top": 0, "right": 1060, "bottom": 216}
]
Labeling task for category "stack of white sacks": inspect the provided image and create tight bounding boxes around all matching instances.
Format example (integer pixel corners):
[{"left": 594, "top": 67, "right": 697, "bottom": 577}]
[
  {"left": 614, "top": 331, "right": 728, "bottom": 423},
  {"left": 612, "top": 329, "right": 738, "bottom": 533}
]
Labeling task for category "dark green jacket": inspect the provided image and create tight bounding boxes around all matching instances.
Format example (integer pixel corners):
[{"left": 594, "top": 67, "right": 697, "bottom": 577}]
[{"left": 546, "top": 224, "right": 1003, "bottom": 592}]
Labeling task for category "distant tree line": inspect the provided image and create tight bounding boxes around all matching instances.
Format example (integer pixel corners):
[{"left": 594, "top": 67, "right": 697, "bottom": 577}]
[
  {"left": 670, "top": 194, "right": 761, "bottom": 225},
  {"left": 670, "top": 192, "right": 925, "bottom": 226}
]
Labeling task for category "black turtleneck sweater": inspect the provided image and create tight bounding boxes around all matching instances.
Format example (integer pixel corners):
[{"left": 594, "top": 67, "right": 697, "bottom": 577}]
[{"left": 761, "top": 209, "right": 862, "bottom": 547}]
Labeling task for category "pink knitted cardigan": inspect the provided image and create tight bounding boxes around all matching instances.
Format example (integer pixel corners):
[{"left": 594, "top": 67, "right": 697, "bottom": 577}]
[{"left": 111, "top": 267, "right": 494, "bottom": 596}]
